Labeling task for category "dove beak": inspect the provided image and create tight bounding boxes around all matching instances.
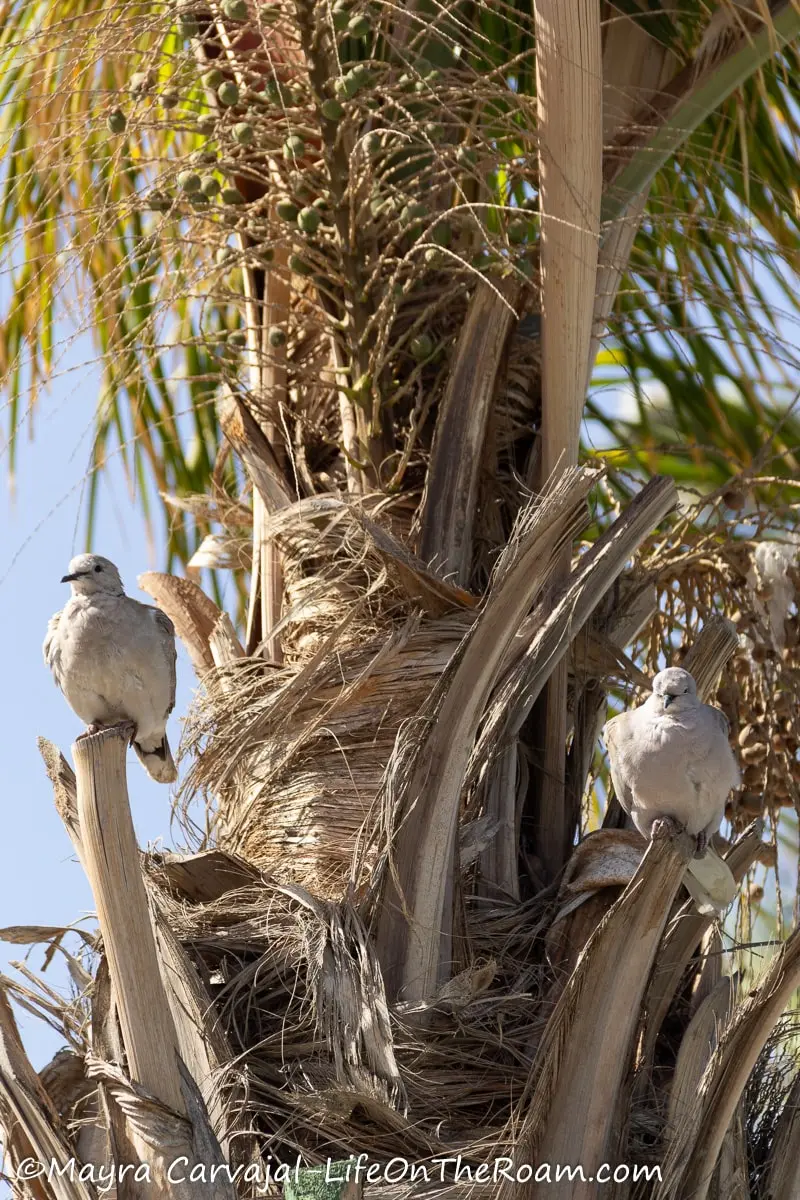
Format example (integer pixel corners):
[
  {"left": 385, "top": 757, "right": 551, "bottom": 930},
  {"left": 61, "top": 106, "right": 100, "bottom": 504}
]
[
  {"left": 663, "top": 693, "right": 675, "bottom": 708},
  {"left": 61, "top": 573, "right": 79, "bottom": 583}
]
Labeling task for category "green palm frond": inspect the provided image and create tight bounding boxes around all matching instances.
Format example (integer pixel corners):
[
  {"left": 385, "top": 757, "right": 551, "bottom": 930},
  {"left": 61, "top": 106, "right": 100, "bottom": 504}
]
[
  {"left": 594, "top": 34, "right": 800, "bottom": 482},
  {"left": 0, "top": 0, "right": 798, "bottom": 568},
  {"left": 0, "top": 0, "right": 230, "bottom": 563}
]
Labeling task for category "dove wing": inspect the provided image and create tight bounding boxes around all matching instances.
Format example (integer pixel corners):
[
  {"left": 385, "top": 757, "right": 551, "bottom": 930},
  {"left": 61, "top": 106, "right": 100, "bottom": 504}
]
[
  {"left": 603, "top": 711, "right": 636, "bottom": 817},
  {"left": 684, "top": 700, "right": 740, "bottom": 802},
  {"left": 146, "top": 605, "right": 177, "bottom": 714},
  {"left": 43, "top": 608, "right": 64, "bottom": 687},
  {"left": 703, "top": 702, "right": 730, "bottom": 738}
]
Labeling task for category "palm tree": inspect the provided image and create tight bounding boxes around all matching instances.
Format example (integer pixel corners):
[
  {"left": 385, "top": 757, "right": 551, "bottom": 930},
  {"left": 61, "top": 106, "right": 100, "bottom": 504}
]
[{"left": 2, "top": 0, "right": 800, "bottom": 1197}]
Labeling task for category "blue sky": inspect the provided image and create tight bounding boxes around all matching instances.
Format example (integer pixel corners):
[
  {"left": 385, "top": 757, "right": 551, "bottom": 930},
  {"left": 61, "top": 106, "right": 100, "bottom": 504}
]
[{"left": 0, "top": 332, "right": 195, "bottom": 1070}]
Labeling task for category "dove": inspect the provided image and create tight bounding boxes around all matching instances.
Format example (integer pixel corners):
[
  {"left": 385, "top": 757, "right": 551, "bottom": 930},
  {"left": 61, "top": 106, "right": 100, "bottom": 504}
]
[
  {"left": 44, "top": 554, "right": 178, "bottom": 783},
  {"left": 603, "top": 667, "right": 740, "bottom": 915}
]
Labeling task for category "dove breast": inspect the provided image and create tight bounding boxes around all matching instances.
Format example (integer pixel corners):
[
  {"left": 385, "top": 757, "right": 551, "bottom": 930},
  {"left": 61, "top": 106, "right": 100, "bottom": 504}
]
[
  {"left": 605, "top": 699, "right": 739, "bottom": 840},
  {"left": 45, "top": 592, "right": 175, "bottom": 744}
]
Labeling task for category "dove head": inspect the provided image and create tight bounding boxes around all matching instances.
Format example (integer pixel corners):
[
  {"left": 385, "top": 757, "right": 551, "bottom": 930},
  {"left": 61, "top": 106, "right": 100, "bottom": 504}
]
[
  {"left": 651, "top": 667, "right": 697, "bottom": 714},
  {"left": 61, "top": 554, "right": 125, "bottom": 597}
]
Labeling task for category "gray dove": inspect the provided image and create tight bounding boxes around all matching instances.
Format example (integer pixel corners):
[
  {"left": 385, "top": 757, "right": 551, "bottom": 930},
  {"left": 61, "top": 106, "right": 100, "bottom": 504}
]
[
  {"left": 604, "top": 667, "right": 740, "bottom": 913},
  {"left": 44, "top": 554, "right": 177, "bottom": 783}
]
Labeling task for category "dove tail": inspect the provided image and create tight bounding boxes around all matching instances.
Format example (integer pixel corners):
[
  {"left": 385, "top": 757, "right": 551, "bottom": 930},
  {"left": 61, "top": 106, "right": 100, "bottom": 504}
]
[
  {"left": 134, "top": 734, "right": 177, "bottom": 784},
  {"left": 683, "top": 849, "right": 738, "bottom": 916}
]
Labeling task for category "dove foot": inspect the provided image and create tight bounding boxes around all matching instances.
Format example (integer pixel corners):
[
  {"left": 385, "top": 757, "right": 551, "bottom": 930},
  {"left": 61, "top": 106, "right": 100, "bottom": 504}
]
[
  {"left": 77, "top": 723, "right": 104, "bottom": 740},
  {"left": 650, "top": 816, "right": 683, "bottom": 841},
  {"left": 651, "top": 817, "right": 699, "bottom": 859},
  {"left": 109, "top": 720, "right": 137, "bottom": 742},
  {"left": 77, "top": 721, "right": 136, "bottom": 742},
  {"left": 694, "top": 830, "right": 708, "bottom": 859}
]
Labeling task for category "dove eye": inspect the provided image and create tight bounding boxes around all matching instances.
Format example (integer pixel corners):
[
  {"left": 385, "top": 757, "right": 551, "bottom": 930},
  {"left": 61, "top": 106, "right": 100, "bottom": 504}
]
[{"left": 94, "top": 565, "right": 102, "bottom": 573}]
